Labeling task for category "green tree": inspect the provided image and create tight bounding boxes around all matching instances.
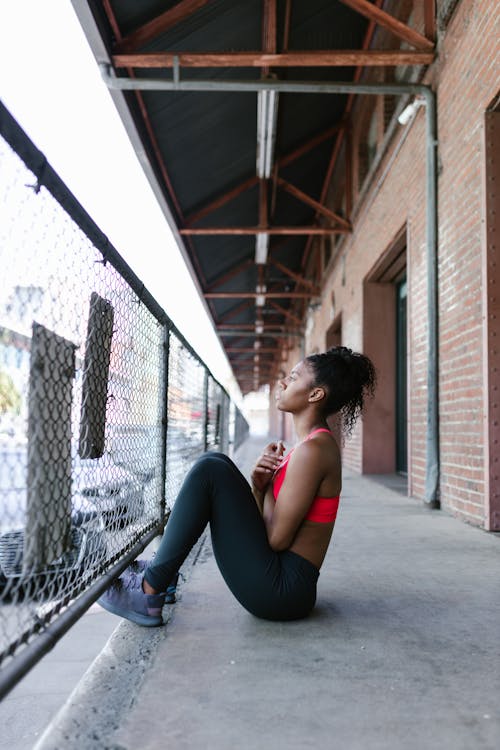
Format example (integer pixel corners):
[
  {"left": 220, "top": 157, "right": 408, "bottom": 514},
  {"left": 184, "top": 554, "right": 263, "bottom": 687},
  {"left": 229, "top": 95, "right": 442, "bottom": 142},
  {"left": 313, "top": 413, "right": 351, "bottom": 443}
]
[{"left": 0, "top": 369, "right": 21, "bottom": 415}]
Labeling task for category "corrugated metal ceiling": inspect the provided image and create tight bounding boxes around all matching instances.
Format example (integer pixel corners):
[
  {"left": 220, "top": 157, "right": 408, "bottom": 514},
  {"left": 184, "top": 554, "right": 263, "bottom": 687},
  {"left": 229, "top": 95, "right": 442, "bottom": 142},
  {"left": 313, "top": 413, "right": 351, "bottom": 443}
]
[{"left": 74, "top": 0, "right": 435, "bottom": 393}]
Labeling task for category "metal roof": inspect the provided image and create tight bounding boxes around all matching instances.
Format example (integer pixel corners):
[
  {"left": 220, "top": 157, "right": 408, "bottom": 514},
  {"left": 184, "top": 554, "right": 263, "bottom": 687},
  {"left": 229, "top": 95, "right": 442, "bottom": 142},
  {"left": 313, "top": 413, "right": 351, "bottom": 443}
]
[{"left": 73, "top": 0, "right": 435, "bottom": 393}]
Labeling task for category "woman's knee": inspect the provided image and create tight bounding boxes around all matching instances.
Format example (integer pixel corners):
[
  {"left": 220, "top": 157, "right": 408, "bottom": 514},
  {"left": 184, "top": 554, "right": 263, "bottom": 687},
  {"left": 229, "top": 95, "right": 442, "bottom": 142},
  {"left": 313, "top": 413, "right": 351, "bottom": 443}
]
[
  {"left": 194, "top": 452, "right": 234, "bottom": 469},
  {"left": 192, "top": 452, "right": 233, "bottom": 476}
]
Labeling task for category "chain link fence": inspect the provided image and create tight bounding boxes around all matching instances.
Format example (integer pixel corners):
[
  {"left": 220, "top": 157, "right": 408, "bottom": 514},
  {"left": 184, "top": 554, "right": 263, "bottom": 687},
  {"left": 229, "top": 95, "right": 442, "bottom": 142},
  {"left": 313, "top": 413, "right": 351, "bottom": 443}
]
[{"left": 0, "top": 101, "right": 249, "bottom": 698}]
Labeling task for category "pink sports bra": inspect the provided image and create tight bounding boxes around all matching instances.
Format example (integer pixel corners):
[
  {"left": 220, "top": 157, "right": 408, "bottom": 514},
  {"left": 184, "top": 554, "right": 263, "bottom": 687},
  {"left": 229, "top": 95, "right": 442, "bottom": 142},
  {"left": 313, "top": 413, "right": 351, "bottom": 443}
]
[{"left": 272, "top": 428, "right": 340, "bottom": 523}]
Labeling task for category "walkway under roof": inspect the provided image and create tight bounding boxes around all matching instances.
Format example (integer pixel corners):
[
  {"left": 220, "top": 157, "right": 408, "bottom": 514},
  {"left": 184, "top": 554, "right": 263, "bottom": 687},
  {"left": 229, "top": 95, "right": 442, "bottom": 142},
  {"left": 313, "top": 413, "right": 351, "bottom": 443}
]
[{"left": 73, "top": 0, "right": 436, "bottom": 394}]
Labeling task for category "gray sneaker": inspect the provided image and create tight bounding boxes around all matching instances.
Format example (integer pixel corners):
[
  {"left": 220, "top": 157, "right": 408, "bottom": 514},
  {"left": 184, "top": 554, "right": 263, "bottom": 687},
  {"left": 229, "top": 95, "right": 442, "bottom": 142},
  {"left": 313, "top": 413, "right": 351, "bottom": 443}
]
[
  {"left": 97, "top": 570, "right": 165, "bottom": 627},
  {"left": 129, "top": 558, "right": 179, "bottom": 604}
]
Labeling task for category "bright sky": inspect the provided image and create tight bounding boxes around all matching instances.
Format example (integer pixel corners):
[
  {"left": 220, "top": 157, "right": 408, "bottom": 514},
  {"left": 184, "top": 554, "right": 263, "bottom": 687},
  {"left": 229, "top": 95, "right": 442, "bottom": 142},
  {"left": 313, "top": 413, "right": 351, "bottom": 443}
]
[{"left": 0, "top": 1, "right": 240, "bottom": 400}]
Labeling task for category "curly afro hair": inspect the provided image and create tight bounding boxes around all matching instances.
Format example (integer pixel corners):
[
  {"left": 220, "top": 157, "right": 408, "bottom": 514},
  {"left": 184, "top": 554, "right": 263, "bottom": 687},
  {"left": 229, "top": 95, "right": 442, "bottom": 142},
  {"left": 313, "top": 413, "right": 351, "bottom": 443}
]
[{"left": 305, "top": 346, "right": 377, "bottom": 434}]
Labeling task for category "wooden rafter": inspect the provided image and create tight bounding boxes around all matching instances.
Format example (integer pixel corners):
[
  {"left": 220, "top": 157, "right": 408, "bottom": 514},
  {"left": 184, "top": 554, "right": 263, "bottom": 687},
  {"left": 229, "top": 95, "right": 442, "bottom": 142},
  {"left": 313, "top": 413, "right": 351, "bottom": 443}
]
[
  {"left": 338, "top": 0, "right": 434, "bottom": 51},
  {"left": 282, "top": 0, "right": 292, "bottom": 51},
  {"left": 218, "top": 300, "right": 254, "bottom": 324},
  {"left": 226, "top": 347, "right": 280, "bottom": 353},
  {"left": 206, "top": 259, "right": 254, "bottom": 292},
  {"left": 268, "top": 301, "right": 303, "bottom": 327},
  {"left": 185, "top": 124, "right": 342, "bottom": 228},
  {"left": 114, "top": 0, "right": 212, "bottom": 54},
  {"left": 106, "top": 0, "right": 436, "bottom": 393},
  {"left": 268, "top": 258, "right": 319, "bottom": 292},
  {"left": 279, "top": 124, "right": 344, "bottom": 169},
  {"left": 229, "top": 353, "right": 275, "bottom": 363},
  {"left": 217, "top": 323, "right": 299, "bottom": 331},
  {"left": 219, "top": 330, "right": 301, "bottom": 338},
  {"left": 263, "top": 0, "right": 277, "bottom": 61},
  {"left": 186, "top": 175, "right": 259, "bottom": 228},
  {"left": 299, "top": 0, "right": 383, "bottom": 284},
  {"left": 277, "top": 177, "right": 351, "bottom": 229},
  {"left": 113, "top": 50, "right": 434, "bottom": 68},
  {"left": 181, "top": 227, "right": 349, "bottom": 236},
  {"left": 235, "top": 357, "right": 276, "bottom": 366},
  {"left": 424, "top": 0, "right": 436, "bottom": 41},
  {"left": 205, "top": 292, "right": 315, "bottom": 299}
]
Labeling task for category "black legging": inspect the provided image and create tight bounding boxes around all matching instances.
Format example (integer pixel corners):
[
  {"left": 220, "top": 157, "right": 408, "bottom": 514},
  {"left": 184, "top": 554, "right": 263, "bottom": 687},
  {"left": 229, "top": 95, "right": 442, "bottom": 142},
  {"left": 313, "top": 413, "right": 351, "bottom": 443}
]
[{"left": 144, "top": 453, "right": 319, "bottom": 621}]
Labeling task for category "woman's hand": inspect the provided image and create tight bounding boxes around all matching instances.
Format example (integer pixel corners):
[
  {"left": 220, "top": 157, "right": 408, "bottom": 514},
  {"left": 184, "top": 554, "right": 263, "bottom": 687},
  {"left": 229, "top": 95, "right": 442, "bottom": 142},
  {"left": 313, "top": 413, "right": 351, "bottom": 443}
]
[{"left": 251, "top": 441, "right": 285, "bottom": 494}]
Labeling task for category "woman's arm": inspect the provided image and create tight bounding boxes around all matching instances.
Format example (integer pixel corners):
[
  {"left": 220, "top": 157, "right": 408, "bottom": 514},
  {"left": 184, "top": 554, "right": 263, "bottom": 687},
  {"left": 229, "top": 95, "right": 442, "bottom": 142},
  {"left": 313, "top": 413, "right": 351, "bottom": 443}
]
[
  {"left": 250, "top": 441, "right": 284, "bottom": 514},
  {"left": 264, "top": 440, "right": 330, "bottom": 551}
]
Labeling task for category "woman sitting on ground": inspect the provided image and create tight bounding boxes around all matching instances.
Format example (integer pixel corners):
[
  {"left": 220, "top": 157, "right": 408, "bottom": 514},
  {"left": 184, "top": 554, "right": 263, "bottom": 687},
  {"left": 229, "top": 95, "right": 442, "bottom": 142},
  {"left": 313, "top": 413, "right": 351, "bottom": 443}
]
[{"left": 98, "top": 346, "right": 376, "bottom": 625}]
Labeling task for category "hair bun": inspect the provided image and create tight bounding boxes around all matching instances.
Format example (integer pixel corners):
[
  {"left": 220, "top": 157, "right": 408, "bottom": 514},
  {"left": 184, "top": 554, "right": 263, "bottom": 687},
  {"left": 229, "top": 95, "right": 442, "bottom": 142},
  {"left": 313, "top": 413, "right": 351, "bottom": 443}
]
[{"left": 306, "top": 346, "right": 377, "bottom": 434}]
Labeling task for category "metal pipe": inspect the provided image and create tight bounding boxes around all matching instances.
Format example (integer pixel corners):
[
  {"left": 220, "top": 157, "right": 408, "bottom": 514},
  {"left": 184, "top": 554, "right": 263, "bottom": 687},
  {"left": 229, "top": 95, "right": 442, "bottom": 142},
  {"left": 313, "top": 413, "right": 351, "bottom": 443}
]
[
  {"left": 0, "top": 524, "right": 163, "bottom": 702},
  {"left": 422, "top": 88, "right": 440, "bottom": 507},
  {"left": 98, "top": 65, "right": 440, "bottom": 504},
  {"left": 100, "top": 63, "right": 431, "bottom": 99}
]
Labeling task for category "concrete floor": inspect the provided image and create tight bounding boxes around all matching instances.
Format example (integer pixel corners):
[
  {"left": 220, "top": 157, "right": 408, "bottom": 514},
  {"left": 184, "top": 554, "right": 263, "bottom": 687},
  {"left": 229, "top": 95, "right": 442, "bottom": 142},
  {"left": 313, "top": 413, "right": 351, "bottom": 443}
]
[
  {"left": 28, "top": 436, "right": 500, "bottom": 749},
  {"left": 0, "top": 603, "right": 117, "bottom": 749}
]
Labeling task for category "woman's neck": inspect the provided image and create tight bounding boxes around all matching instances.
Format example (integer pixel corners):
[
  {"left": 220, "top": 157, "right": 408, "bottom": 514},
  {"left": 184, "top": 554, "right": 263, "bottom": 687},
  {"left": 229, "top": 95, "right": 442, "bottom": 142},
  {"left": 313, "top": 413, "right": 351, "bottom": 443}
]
[{"left": 292, "top": 414, "right": 329, "bottom": 441}]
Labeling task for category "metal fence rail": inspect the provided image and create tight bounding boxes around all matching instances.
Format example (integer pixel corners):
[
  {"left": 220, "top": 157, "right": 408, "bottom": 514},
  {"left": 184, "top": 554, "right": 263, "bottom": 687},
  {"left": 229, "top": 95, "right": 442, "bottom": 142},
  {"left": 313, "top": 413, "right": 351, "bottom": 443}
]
[{"left": 0, "top": 101, "right": 249, "bottom": 698}]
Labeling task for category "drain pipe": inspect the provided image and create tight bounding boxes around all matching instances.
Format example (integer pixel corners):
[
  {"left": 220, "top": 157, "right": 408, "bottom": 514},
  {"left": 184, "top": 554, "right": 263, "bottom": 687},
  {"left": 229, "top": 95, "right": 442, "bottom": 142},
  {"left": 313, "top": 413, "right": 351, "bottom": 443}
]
[
  {"left": 99, "top": 65, "right": 439, "bottom": 505},
  {"left": 421, "top": 88, "right": 439, "bottom": 508}
]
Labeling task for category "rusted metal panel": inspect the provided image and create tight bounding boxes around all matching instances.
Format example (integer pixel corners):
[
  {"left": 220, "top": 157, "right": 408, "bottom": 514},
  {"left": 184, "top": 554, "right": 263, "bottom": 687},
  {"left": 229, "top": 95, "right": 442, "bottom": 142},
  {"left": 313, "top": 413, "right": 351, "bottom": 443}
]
[{"left": 25, "top": 324, "right": 76, "bottom": 572}]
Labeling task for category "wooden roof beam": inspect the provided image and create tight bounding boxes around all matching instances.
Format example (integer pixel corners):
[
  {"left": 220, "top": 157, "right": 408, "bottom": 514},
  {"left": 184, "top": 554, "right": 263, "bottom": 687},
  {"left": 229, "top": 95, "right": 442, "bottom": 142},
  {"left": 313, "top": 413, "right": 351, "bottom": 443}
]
[
  {"left": 217, "top": 324, "right": 301, "bottom": 332},
  {"left": 424, "top": 0, "right": 436, "bottom": 42},
  {"left": 218, "top": 298, "right": 254, "bottom": 324},
  {"left": 226, "top": 347, "right": 281, "bottom": 353},
  {"left": 338, "top": 0, "right": 435, "bottom": 51},
  {"left": 181, "top": 227, "right": 349, "bottom": 236},
  {"left": 205, "top": 292, "right": 316, "bottom": 299},
  {"left": 262, "top": 0, "right": 277, "bottom": 76},
  {"left": 277, "top": 177, "right": 351, "bottom": 229},
  {"left": 185, "top": 124, "right": 343, "bottom": 227},
  {"left": 114, "top": 0, "right": 212, "bottom": 54},
  {"left": 113, "top": 50, "right": 434, "bottom": 68},
  {"left": 268, "top": 301, "right": 304, "bottom": 327},
  {"left": 219, "top": 331, "right": 302, "bottom": 338},
  {"left": 206, "top": 259, "right": 254, "bottom": 292},
  {"left": 268, "top": 258, "right": 319, "bottom": 292}
]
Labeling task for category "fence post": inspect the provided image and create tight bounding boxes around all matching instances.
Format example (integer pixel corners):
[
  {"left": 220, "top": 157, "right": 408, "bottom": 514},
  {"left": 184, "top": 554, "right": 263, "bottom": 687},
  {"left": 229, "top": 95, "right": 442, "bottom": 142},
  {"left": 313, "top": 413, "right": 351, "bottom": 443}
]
[
  {"left": 160, "top": 324, "right": 171, "bottom": 527},
  {"left": 203, "top": 370, "right": 209, "bottom": 452}
]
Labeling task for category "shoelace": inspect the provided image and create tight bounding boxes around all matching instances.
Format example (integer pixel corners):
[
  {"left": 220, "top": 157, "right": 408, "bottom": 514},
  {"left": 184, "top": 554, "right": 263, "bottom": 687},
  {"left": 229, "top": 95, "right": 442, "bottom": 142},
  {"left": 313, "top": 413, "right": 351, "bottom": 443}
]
[{"left": 113, "top": 571, "right": 143, "bottom": 591}]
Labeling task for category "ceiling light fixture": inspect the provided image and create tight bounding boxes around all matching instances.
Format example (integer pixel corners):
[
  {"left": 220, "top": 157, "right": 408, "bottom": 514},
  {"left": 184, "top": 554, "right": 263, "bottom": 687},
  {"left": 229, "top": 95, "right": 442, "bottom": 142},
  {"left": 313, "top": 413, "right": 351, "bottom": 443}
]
[
  {"left": 397, "top": 97, "right": 425, "bottom": 125},
  {"left": 255, "top": 232, "right": 269, "bottom": 264},
  {"left": 255, "top": 284, "right": 266, "bottom": 307},
  {"left": 256, "top": 88, "right": 279, "bottom": 179}
]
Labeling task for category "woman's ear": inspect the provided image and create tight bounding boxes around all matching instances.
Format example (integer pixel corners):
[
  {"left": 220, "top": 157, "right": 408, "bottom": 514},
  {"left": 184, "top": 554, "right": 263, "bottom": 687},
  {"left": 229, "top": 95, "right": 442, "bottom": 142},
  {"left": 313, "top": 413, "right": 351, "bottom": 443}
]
[{"left": 309, "top": 386, "right": 326, "bottom": 404}]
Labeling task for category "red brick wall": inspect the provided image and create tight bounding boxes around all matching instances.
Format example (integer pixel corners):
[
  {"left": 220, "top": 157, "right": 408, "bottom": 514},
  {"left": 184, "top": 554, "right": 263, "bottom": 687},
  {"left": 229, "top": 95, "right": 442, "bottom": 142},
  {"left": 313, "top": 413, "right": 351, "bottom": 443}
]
[
  {"left": 301, "top": 0, "right": 500, "bottom": 527},
  {"left": 433, "top": 0, "right": 499, "bottom": 525}
]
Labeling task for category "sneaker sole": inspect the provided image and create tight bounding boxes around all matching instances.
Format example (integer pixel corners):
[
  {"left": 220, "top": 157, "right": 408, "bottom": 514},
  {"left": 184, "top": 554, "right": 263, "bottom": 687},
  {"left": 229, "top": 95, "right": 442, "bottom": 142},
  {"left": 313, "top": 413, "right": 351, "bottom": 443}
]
[{"left": 97, "top": 595, "right": 163, "bottom": 627}]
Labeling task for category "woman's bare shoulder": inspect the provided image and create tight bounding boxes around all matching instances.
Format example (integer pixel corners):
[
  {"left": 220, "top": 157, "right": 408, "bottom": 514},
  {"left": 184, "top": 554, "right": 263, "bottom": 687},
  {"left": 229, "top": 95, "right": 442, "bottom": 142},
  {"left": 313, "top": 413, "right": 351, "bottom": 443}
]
[{"left": 291, "top": 433, "right": 340, "bottom": 472}]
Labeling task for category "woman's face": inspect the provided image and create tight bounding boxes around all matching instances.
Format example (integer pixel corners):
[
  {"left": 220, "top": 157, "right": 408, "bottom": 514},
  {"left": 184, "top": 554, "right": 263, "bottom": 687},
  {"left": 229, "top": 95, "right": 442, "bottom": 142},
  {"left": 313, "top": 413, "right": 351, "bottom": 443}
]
[{"left": 275, "top": 360, "right": 315, "bottom": 412}]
